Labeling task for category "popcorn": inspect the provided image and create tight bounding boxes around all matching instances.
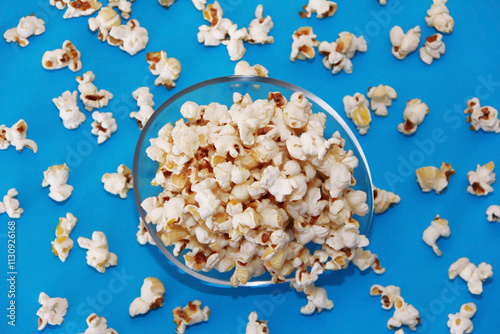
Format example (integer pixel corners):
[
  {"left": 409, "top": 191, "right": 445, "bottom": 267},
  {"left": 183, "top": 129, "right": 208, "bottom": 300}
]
[
  {"left": 91, "top": 112, "right": 118, "bottom": 144},
  {"left": 373, "top": 186, "right": 400, "bottom": 214},
  {"left": 367, "top": 84, "right": 397, "bottom": 116},
  {"left": 36, "top": 292, "right": 68, "bottom": 330},
  {"left": 245, "top": 312, "right": 269, "bottom": 334},
  {"left": 292, "top": 282, "right": 334, "bottom": 315},
  {"left": 415, "top": 162, "right": 455, "bottom": 194},
  {"left": 88, "top": 7, "right": 121, "bottom": 42},
  {"left": 108, "top": 19, "right": 149, "bottom": 56},
  {"left": 290, "top": 27, "right": 319, "bottom": 61},
  {"left": 102, "top": 164, "right": 133, "bottom": 198},
  {"left": 173, "top": 300, "right": 210, "bottom": 334},
  {"left": 197, "top": 1, "right": 233, "bottom": 46},
  {"left": 79, "top": 313, "right": 118, "bottom": 334},
  {"left": 352, "top": 248, "right": 385, "bottom": 274},
  {"left": 246, "top": 5, "right": 274, "bottom": 44},
  {"left": 42, "top": 40, "right": 82, "bottom": 72},
  {"left": 108, "top": 0, "right": 133, "bottom": 19},
  {"left": 343, "top": 93, "right": 371, "bottom": 135},
  {"left": 370, "top": 284, "right": 401, "bottom": 310},
  {"left": 137, "top": 219, "right": 155, "bottom": 245},
  {"left": 0, "top": 188, "right": 23, "bottom": 219},
  {"left": 397, "top": 99, "right": 429, "bottom": 135},
  {"left": 52, "top": 213, "right": 78, "bottom": 262},
  {"left": 467, "top": 162, "right": 495, "bottom": 196},
  {"left": 422, "top": 214, "right": 450, "bottom": 256},
  {"left": 146, "top": 51, "right": 181, "bottom": 89},
  {"left": 192, "top": 0, "right": 206, "bottom": 11},
  {"left": 425, "top": 0, "right": 454, "bottom": 34},
  {"left": 50, "top": 0, "right": 67, "bottom": 10},
  {"left": 419, "top": 33, "right": 445, "bottom": 65},
  {"left": 63, "top": 0, "right": 102, "bottom": 19},
  {"left": 129, "top": 277, "right": 165, "bottom": 317},
  {"left": 42, "top": 163, "right": 74, "bottom": 202},
  {"left": 449, "top": 257, "right": 493, "bottom": 295},
  {"left": 299, "top": 0, "right": 337, "bottom": 19},
  {"left": 52, "top": 91, "right": 86, "bottom": 129},
  {"left": 77, "top": 71, "right": 114, "bottom": 111},
  {"left": 464, "top": 98, "right": 500, "bottom": 133},
  {"left": 390, "top": 26, "right": 421, "bottom": 60},
  {"left": 447, "top": 303, "right": 476, "bottom": 334},
  {"left": 486, "top": 205, "right": 500, "bottom": 223},
  {"left": 234, "top": 61, "right": 269, "bottom": 77},
  {"left": 221, "top": 24, "right": 247, "bottom": 61},
  {"left": 77, "top": 231, "right": 118, "bottom": 273},
  {"left": 318, "top": 41, "right": 352, "bottom": 75},
  {"left": 130, "top": 87, "right": 155, "bottom": 129},
  {"left": 336, "top": 32, "right": 367, "bottom": 59},
  {"left": 4, "top": 15, "right": 45, "bottom": 47},
  {"left": 2, "top": 119, "right": 38, "bottom": 153},
  {"left": 395, "top": 330, "right": 404, "bottom": 334},
  {"left": 158, "top": 0, "right": 176, "bottom": 8},
  {"left": 379, "top": 0, "right": 387, "bottom": 5}
]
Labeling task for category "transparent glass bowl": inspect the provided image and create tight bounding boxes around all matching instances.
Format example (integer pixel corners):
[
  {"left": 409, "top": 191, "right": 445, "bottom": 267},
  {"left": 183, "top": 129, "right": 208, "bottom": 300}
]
[{"left": 133, "top": 76, "right": 374, "bottom": 287}]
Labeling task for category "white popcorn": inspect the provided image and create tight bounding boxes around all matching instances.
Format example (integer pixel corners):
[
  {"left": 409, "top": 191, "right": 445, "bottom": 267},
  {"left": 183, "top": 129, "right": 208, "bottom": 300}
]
[
  {"left": 467, "top": 162, "right": 495, "bottom": 196},
  {"left": 425, "top": 0, "right": 454, "bottom": 34},
  {"left": 447, "top": 303, "right": 476, "bottom": 334},
  {"left": 51, "top": 213, "right": 78, "bottom": 262},
  {"left": 0, "top": 188, "right": 23, "bottom": 219},
  {"left": 102, "top": 164, "right": 133, "bottom": 198},
  {"left": 191, "top": 0, "right": 206, "bottom": 11},
  {"left": 318, "top": 41, "right": 352, "bottom": 75},
  {"left": 245, "top": 312, "right": 268, "bottom": 334},
  {"left": 390, "top": 26, "right": 421, "bottom": 60},
  {"left": 137, "top": 219, "right": 155, "bottom": 245},
  {"left": 79, "top": 313, "right": 118, "bottom": 334},
  {"left": 130, "top": 87, "right": 155, "bottom": 129},
  {"left": 246, "top": 5, "right": 273, "bottom": 44},
  {"left": 290, "top": 26, "right": 319, "bottom": 61},
  {"left": 370, "top": 284, "right": 401, "bottom": 310},
  {"left": 343, "top": 93, "right": 371, "bottom": 135},
  {"left": 297, "top": 283, "right": 334, "bottom": 315},
  {"left": 52, "top": 91, "right": 86, "bottom": 130},
  {"left": 373, "top": 186, "right": 400, "bottom": 214},
  {"left": 379, "top": 0, "right": 387, "bottom": 5},
  {"left": 146, "top": 51, "right": 181, "bottom": 89},
  {"left": 222, "top": 24, "right": 247, "bottom": 61},
  {"left": 464, "top": 98, "right": 500, "bottom": 133},
  {"left": 352, "top": 248, "right": 385, "bottom": 274},
  {"left": 108, "top": 19, "right": 148, "bottom": 56},
  {"left": 88, "top": 7, "right": 121, "bottom": 42},
  {"left": 108, "top": 0, "right": 133, "bottom": 19},
  {"left": 36, "top": 292, "right": 68, "bottom": 330},
  {"left": 3, "top": 119, "right": 38, "bottom": 153},
  {"left": 50, "top": 0, "right": 67, "bottom": 10},
  {"left": 158, "top": 0, "right": 176, "bottom": 8},
  {"left": 42, "top": 163, "right": 74, "bottom": 202},
  {"left": 173, "top": 300, "right": 210, "bottom": 334},
  {"left": 77, "top": 71, "right": 113, "bottom": 111},
  {"left": 422, "top": 214, "right": 450, "bottom": 256},
  {"left": 77, "top": 231, "right": 118, "bottom": 273},
  {"left": 129, "top": 277, "right": 165, "bottom": 317},
  {"left": 395, "top": 330, "right": 404, "bottom": 334},
  {"left": 486, "top": 205, "right": 500, "bottom": 223},
  {"left": 416, "top": 162, "right": 455, "bottom": 194},
  {"left": 367, "top": 84, "right": 397, "bottom": 116},
  {"left": 335, "top": 32, "right": 367, "bottom": 59},
  {"left": 91, "top": 112, "right": 117, "bottom": 144},
  {"left": 4, "top": 15, "right": 45, "bottom": 47},
  {"left": 397, "top": 98, "right": 429, "bottom": 135},
  {"left": 197, "top": 2, "right": 233, "bottom": 46},
  {"left": 419, "top": 33, "right": 445, "bottom": 65},
  {"left": 42, "top": 40, "right": 82, "bottom": 72},
  {"left": 234, "top": 61, "right": 269, "bottom": 77},
  {"left": 449, "top": 258, "right": 493, "bottom": 295},
  {"left": 299, "top": 0, "right": 337, "bottom": 19},
  {"left": 63, "top": 0, "right": 102, "bottom": 19},
  {"left": 388, "top": 296, "right": 421, "bottom": 331}
]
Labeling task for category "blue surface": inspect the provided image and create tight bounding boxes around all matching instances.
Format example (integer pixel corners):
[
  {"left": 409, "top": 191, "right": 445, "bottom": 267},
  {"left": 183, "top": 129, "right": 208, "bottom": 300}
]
[{"left": 1, "top": 0, "right": 500, "bottom": 333}]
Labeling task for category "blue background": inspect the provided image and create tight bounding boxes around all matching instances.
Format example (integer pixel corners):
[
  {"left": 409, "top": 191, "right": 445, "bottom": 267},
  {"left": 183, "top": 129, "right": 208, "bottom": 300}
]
[{"left": 1, "top": 0, "right": 499, "bottom": 333}]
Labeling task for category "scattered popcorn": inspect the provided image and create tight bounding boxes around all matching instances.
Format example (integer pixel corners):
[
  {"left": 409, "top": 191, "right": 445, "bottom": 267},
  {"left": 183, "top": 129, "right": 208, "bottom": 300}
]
[
  {"left": 422, "top": 214, "right": 450, "bottom": 256},
  {"left": 36, "top": 292, "right": 68, "bottom": 330},
  {"left": 336, "top": 32, "right": 367, "bottom": 59},
  {"left": 50, "top": 0, "right": 67, "bottom": 10},
  {"left": 5, "top": 119, "right": 38, "bottom": 153},
  {"left": 390, "top": 26, "right": 421, "bottom": 60},
  {"left": 464, "top": 98, "right": 500, "bottom": 133},
  {"left": 397, "top": 98, "right": 429, "bottom": 135},
  {"left": 293, "top": 283, "right": 334, "bottom": 315},
  {"left": 130, "top": 87, "right": 155, "bottom": 129},
  {"left": 77, "top": 71, "right": 114, "bottom": 112},
  {"left": 88, "top": 7, "right": 121, "bottom": 42},
  {"left": 222, "top": 24, "right": 247, "bottom": 61},
  {"left": 108, "top": 19, "right": 149, "bottom": 56},
  {"left": 246, "top": 5, "right": 273, "bottom": 44},
  {"left": 371, "top": 285, "right": 421, "bottom": 331},
  {"left": 299, "top": 0, "right": 337, "bottom": 19},
  {"left": 173, "top": 300, "right": 210, "bottom": 334},
  {"left": 108, "top": 0, "right": 133, "bottom": 19},
  {"left": 395, "top": 330, "right": 404, "bottom": 334},
  {"left": 129, "top": 277, "right": 165, "bottom": 317},
  {"left": 245, "top": 312, "right": 269, "bottom": 334},
  {"left": 425, "top": 0, "right": 454, "bottom": 34},
  {"left": 379, "top": 0, "right": 387, "bottom": 5},
  {"left": 447, "top": 303, "right": 476, "bottom": 334},
  {"left": 146, "top": 51, "right": 181, "bottom": 89},
  {"left": 77, "top": 231, "right": 118, "bottom": 273},
  {"left": 42, "top": 40, "right": 82, "bottom": 72},
  {"left": 79, "top": 313, "right": 118, "bottom": 334},
  {"left": 343, "top": 92, "right": 371, "bottom": 135},
  {"left": 370, "top": 284, "right": 401, "bottom": 310},
  {"left": 290, "top": 26, "right": 319, "bottom": 61},
  {"left": 52, "top": 91, "right": 86, "bottom": 129},
  {"left": 4, "top": 15, "right": 45, "bottom": 47},
  {"left": 91, "top": 112, "right": 118, "bottom": 144},
  {"left": 63, "top": 0, "right": 102, "bottom": 19},
  {"left": 192, "top": 0, "right": 206, "bottom": 11},
  {"left": 486, "top": 205, "right": 500, "bottom": 223},
  {"left": 367, "top": 85, "right": 397, "bottom": 116},
  {"left": 42, "top": 163, "right": 74, "bottom": 202},
  {"left": 197, "top": 1, "right": 233, "bottom": 46},
  {"left": 467, "top": 162, "right": 495, "bottom": 196},
  {"left": 137, "top": 219, "right": 155, "bottom": 245},
  {"left": 419, "top": 33, "right": 445, "bottom": 65},
  {"left": 0, "top": 188, "right": 23, "bottom": 219},
  {"left": 449, "top": 257, "right": 493, "bottom": 295},
  {"left": 234, "top": 61, "right": 269, "bottom": 77},
  {"left": 373, "top": 186, "right": 400, "bottom": 214},
  {"left": 415, "top": 162, "right": 455, "bottom": 194},
  {"left": 101, "top": 164, "right": 133, "bottom": 198},
  {"left": 52, "top": 213, "right": 78, "bottom": 262},
  {"left": 352, "top": 248, "right": 385, "bottom": 274},
  {"left": 318, "top": 41, "right": 352, "bottom": 74},
  {"left": 158, "top": 0, "right": 176, "bottom": 9}
]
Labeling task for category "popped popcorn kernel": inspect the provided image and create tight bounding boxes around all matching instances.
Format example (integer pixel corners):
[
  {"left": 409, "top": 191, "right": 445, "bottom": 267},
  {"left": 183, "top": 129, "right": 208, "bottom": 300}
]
[
  {"left": 234, "top": 61, "right": 269, "bottom": 77},
  {"left": 370, "top": 284, "right": 401, "bottom": 310},
  {"left": 292, "top": 282, "right": 334, "bottom": 315},
  {"left": 343, "top": 93, "right": 371, "bottom": 135},
  {"left": 318, "top": 41, "right": 352, "bottom": 75},
  {"left": 146, "top": 51, "right": 181, "bottom": 89},
  {"left": 3, "top": 119, "right": 38, "bottom": 153},
  {"left": 102, "top": 164, "right": 133, "bottom": 198},
  {"left": 464, "top": 98, "right": 500, "bottom": 133},
  {"left": 77, "top": 71, "right": 113, "bottom": 112},
  {"left": 108, "top": 0, "right": 133, "bottom": 19},
  {"left": 390, "top": 26, "right": 421, "bottom": 60},
  {"left": 42, "top": 40, "right": 82, "bottom": 72},
  {"left": 4, "top": 15, "right": 45, "bottom": 47},
  {"left": 137, "top": 219, "right": 155, "bottom": 245},
  {"left": 373, "top": 186, "right": 400, "bottom": 214},
  {"left": 397, "top": 98, "right": 429, "bottom": 135},
  {"left": 447, "top": 303, "right": 476, "bottom": 334},
  {"left": 36, "top": 292, "right": 68, "bottom": 330},
  {"left": 130, "top": 87, "right": 155, "bottom": 129},
  {"left": 486, "top": 205, "right": 500, "bottom": 223},
  {"left": 79, "top": 313, "right": 118, "bottom": 334},
  {"left": 221, "top": 23, "right": 247, "bottom": 61},
  {"left": 91, "top": 112, "right": 118, "bottom": 144},
  {"left": 245, "top": 312, "right": 269, "bottom": 334},
  {"left": 197, "top": 1, "right": 233, "bottom": 46},
  {"left": 158, "top": 0, "right": 176, "bottom": 9},
  {"left": 52, "top": 91, "right": 86, "bottom": 129},
  {"left": 425, "top": 0, "right": 454, "bottom": 34},
  {"left": 50, "top": 0, "right": 67, "bottom": 10},
  {"left": 352, "top": 248, "right": 385, "bottom": 274},
  {"left": 467, "top": 162, "right": 495, "bottom": 196},
  {"left": 449, "top": 257, "right": 493, "bottom": 295},
  {"left": 367, "top": 84, "right": 397, "bottom": 117},
  {"left": 415, "top": 162, "right": 455, "bottom": 194},
  {"left": 129, "top": 277, "right": 165, "bottom": 317},
  {"left": 108, "top": 19, "right": 149, "bottom": 56},
  {"left": 42, "top": 163, "right": 74, "bottom": 202},
  {"left": 63, "top": 0, "right": 102, "bottom": 19},
  {"left": 77, "top": 231, "right": 118, "bottom": 273},
  {"left": 0, "top": 188, "right": 23, "bottom": 219},
  {"left": 173, "top": 300, "right": 210, "bottom": 334},
  {"left": 192, "top": 0, "right": 206, "bottom": 11},
  {"left": 246, "top": 5, "right": 273, "bottom": 44},
  {"left": 299, "top": 0, "right": 337, "bottom": 19},
  {"left": 290, "top": 26, "right": 319, "bottom": 61},
  {"left": 52, "top": 213, "right": 78, "bottom": 262},
  {"left": 88, "top": 7, "right": 121, "bottom": 42},
  {"left": 422, "top": 214, "right": 450, "bottom": 256},
  {"left": 419, "top": 33, "right": 445, "bottom": 65}
]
